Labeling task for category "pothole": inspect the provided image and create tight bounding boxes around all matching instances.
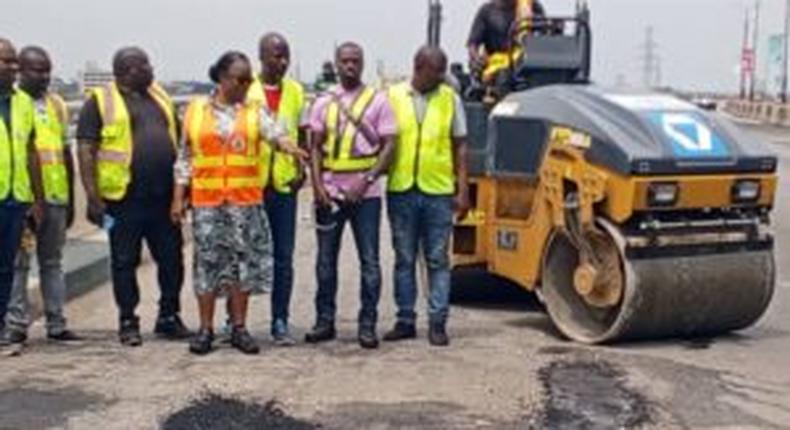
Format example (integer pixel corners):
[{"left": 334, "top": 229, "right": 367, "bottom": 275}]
[
  {"left": 528, "top": 360, "right": 653, "bottom": 429},
  {"left": 161, "top": 393, "right": 316, "bottom": 430}
]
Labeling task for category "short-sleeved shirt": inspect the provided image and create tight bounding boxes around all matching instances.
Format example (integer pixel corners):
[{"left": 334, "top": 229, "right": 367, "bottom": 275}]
[
  {"left": 77, "top": 90, "right": 179, "bottom": 206},
  {"left": 309, "top": 85, "right": 398, "bottom": 200},
  {"left": 468, "top": 0, "right": 546, "bottom": 53},
  {"left": 406, "top": 84, "right": 468, "bottom": 139}
]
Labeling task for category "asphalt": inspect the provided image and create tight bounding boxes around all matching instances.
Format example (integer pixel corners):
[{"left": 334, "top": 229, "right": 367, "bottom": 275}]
[{"left": 1, "top": 120, "right": 789, "bottom": 430}]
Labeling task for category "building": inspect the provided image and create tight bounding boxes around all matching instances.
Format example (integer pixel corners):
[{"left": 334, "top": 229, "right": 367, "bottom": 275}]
[{"left": 80, "top": 61, "right": 113, "bottom": 93}]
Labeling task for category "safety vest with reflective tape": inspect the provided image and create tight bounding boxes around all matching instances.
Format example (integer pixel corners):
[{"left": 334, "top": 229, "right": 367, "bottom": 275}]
[
  {"left": 185, "top": 97, "right": 263, "bottom": 207},
  {"left": 246, "top": 77, "right": 304, "bottom": 192},
  {"left": 0, "top": 90, "right": 36, "bottom": 202},
  {"left": 387, "top": 82, "right": 456, "bottom": 195},
  {"left": 33, "top": 92, "right": 69, "bottom": 204},
  {"left": 322, "top": 86, "right": 378, "bottom": 172},
  {"left": 92, "top": 82, "right": 177, "bottom": 201}
]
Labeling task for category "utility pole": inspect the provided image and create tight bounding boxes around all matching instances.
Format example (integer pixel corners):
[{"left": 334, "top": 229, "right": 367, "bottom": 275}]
[
  {"left": 750, "top": 0, "right": 761, "bottom": 101},
  {"left": 782, "top": 0, "right": 789, "bottom": 102},
  {"left": 741, "top": 8, "right": 751, "bottom": 99},
  {"left": 641, "top": 26, "right": 659, "bottom": 89}
]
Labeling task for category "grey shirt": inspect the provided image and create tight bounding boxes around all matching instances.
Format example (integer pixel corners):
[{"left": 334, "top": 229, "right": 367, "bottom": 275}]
[{"left": 408, "top": 85, "right": 468, "bottom": 139}]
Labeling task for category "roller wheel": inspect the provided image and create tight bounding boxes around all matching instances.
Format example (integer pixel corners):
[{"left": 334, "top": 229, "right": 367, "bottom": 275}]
[{"left": 539, "top": 218, "right": 775, "bottom": 344}]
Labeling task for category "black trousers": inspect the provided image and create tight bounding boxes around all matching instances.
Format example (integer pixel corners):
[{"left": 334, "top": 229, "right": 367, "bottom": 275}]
[{"left": 107, "top": 200, "right": 184, "bottom": 322}]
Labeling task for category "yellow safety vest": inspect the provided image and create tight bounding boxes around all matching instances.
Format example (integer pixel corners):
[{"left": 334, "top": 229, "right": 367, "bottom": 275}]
[
  {"left": 33, "top": 92, "right": 69, "bottom": 203},
  {"left": 388, "top": 82, "right": 456, "bottom": 195},
  {"left": 322, "top": 86, "right": 378, "bottom": 172},
  {"left": 92, "top": 81, "right": 177, "bottom": 201},
  {"left": 247, "top": 77, "right": 305, "bottom": 192},
  {"left": 0, "top": 90, "right": 36, "bottom": 202}
]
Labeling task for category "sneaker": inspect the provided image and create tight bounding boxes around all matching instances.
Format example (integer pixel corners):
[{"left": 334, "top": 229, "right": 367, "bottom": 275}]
[
  {"left": 154, "top": 315, "right": 192, "bottom": 340},
  {"left": 304, "top": 323, "right": 336, "bottom": 344},
  {"left": 47, "top": 330, "right": 82, "bottom": 342},
  {"left": 271, "top": 319, "right": 296, "bottom": 347},
  {"left": 0, "top": 330, "right": 11, "bottom": 347},
  {"left": 119, "top": 318, "right": 142, "bottom": 347},
  {"left": 6, "top": 329, "right": 27, "bottom": 344},
  {"left": 189, "top": 329, "right": 215, "bottom": 355},
  {"left": 230, "top": 327, "right": 260, "bottom": 355},
  {"left": 428, "top": 323, "right": 449, "bottom": 347},
  {"left": 383, "top": 322, "right": 417, "bottom": 342},
  {"left": 358, "top": 327, "right": 379, "bottom": 349}
]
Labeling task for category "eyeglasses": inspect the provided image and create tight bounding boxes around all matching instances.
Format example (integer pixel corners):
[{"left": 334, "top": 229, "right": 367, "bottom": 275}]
[{"left": 232, "top": 76, "right": 252, "bottom": 86}]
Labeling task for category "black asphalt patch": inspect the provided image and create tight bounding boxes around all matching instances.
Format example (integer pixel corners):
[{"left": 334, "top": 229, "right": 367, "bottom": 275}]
[
  {"left": 160, "top": 393, "right": 316, "bottom": 430},
  {"left": 529, "top": 360, "right": 653, "bottom": 429},
  {"left": 0, "top": 385, "right": 107, "bottom": 429}
]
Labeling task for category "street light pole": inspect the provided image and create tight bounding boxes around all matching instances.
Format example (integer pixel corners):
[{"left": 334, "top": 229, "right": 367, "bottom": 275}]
[
  {"left": 782, "top": 0, "right": 790, "bottom": 103},
  {"left": 750, "top": 0, "right": 760, "bottom": 101}
]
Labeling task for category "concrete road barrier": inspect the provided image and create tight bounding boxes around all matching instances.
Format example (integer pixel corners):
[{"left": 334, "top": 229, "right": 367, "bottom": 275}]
[{"left": 721, "top": 99, "right": 790, "bottom": 128}]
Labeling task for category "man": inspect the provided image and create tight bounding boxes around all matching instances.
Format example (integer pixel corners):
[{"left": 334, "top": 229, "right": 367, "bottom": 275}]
[
  {"left": 0, "top": 38, "right": 44, "bottom": 346},
  {"left": 246, "top": 32, "right": 307, "bottom": 346},
  {"left": 467, "top": 0, "right": 546, "bottom": 93},
  {"left": 6, "top": 46, "right": 80, "bottom": 344},
  {"left": 77, "top": 47, "right": 189, "bottom": 346},
  {"left": 306, "top": 42, "right": 396, "bottom": 349},
  {"left": 383, "top": 46, "right": 470, "bottom": 347}
]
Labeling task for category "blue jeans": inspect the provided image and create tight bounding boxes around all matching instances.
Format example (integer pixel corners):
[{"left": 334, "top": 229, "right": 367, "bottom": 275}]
[
  {"left": 387, "top": 191, "right": 453, "bottom": 326},
  {"left": 0, "top": 199, "right": 29, "bottom": 325},
  {"left": 314, "top": 197, "right": 382, "bottom": 329},
  {"left": 264, "top": 189, "right": 297, "bottom": 332}
]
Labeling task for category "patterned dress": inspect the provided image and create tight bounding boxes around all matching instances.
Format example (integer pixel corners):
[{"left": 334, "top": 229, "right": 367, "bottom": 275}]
[{"left": 175, "top": 99, "right": 286, "bottom": 295}]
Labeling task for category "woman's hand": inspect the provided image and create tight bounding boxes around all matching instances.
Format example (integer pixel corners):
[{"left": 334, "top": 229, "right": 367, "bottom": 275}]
[{"left": 277, "top": 137, "right": 309, "bottom": 161}]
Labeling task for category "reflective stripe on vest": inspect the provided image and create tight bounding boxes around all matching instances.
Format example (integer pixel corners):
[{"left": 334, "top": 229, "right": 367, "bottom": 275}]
[
  {"left": 322, "top": 87, "right": 378, "bottom": 172},
  {"left": 387, "top": 82, "right": 456, "bottom": 195},
  {"left": 247, "top": 77, "right": 305, "bottom": 192},
  {"left": 93, "top": 81, "right": 177, "bottom": 201},
  {"left": 34, "top": 93, "right": 69, "bottom": 203},
  {"left": 186, "top": 97, "right": 262, "bottom": 207},
  {"left": 0, "top": 91, "right": 36, "bottom": 202}
]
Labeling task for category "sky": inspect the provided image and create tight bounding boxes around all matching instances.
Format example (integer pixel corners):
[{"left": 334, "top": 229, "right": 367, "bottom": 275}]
[{"left": 1, "top": 0, "right": 787, "bottom": 92}]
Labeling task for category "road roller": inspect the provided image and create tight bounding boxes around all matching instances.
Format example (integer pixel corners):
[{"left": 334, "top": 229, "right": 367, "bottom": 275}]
[{"left": 443, "top": 3, "right": 778, "bottom": 343}]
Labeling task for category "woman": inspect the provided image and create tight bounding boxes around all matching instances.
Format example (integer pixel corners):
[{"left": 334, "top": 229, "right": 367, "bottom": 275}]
[{"left": 172, "top": 51, "right": 306, "bottom": 355}]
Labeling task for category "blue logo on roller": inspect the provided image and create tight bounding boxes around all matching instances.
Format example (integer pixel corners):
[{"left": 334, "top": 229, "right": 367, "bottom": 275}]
[{"left": 648, "top": 112, "right": 730, "bottom": 158}]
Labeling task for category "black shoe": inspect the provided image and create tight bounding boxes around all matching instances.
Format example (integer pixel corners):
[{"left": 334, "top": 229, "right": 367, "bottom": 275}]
[
  {"left": 6, "top": 329, "right": 27, "bottom": 344},
  {"left": 358, "top": 327, "right": 379, "bottom": 349},
  {"left": 383, "top": 322, "right": 417, "bottom": 342},
  {"left": 119, "top": 318, "right": 142, "bottom": 347},
  {"left": 189, "top": 329, "right": 215, "bottom": 355},
  {"left": 230, "top": 327, "right": 260, "bottom": 355},
  {"left": 428, "top": 323, "right": 449, "bottom": 347},
  {"left": 154, "top": 315, "right": 192, "bottom": 340},
  {"left": 47, "top": 330, "right": 82, "bottom": 342},
  {"left": 304, "top": 323, "right": 336, "bottom": 344}
]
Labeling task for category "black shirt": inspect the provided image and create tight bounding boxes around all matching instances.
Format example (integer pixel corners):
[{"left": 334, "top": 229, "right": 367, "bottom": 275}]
[
  {"left": 467, "top": 0, "right": 546, "bottom": 53},
  {"left": 0, "top": 92, "right": 11, "bottom": 133},
  {"left": 77, "top": 90, "right": 179, "bottom": 205}
]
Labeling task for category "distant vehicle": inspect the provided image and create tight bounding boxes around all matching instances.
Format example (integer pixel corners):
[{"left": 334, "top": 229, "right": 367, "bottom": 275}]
[{"left": 692, "top": 97, "right": 718, "bottom": 111}]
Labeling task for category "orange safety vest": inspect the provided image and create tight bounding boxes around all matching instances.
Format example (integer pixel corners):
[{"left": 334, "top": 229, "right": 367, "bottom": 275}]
[{"left": 185, "top": 98, "right": 263, "bottom": 207}]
